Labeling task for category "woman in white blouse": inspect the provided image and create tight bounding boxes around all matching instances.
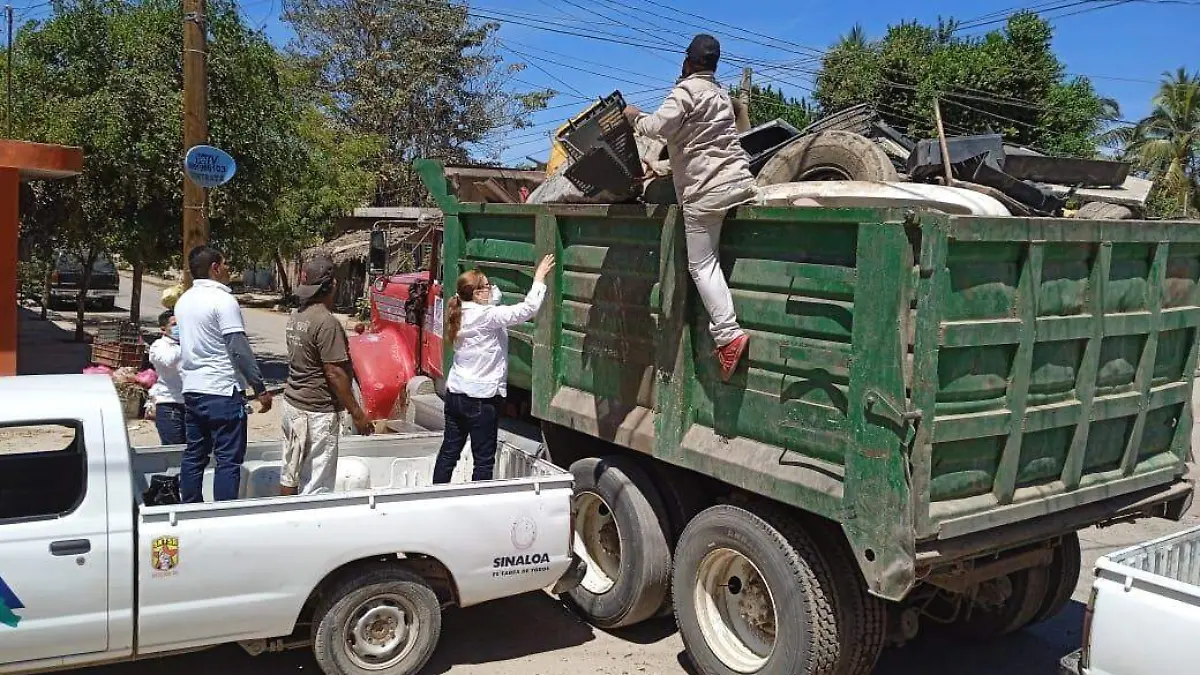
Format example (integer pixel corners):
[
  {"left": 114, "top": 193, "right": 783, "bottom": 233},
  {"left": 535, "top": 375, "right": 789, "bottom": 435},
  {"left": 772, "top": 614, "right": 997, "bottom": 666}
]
[{"left": 432, "top": 254, "right": 555, "bottom": 483}]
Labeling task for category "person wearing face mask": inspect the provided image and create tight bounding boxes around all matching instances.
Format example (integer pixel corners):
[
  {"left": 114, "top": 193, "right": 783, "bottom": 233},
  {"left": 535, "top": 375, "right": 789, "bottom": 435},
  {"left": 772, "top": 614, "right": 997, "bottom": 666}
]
[
  {"left": 147, "top": 309, "right": 186, "bottom": 445},
  {"left": 432, "top": 254, "right": 556, "bottom": 484}
]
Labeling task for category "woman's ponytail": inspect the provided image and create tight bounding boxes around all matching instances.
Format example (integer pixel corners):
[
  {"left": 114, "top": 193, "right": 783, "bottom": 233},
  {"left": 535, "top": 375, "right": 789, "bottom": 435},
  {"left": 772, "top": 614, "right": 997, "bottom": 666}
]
[
  {"left": 445, "top": 295, "right": 464, "bottom": 346},
  {"left": 445, "top": 268, "right": 487, "bottom": 346}
]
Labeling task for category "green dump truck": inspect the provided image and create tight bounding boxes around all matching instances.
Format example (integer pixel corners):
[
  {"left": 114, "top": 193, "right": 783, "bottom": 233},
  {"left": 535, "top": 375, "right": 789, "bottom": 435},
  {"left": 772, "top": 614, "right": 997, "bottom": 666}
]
[{"left": 418, "top": 160, "right": 1195, "bottom": 675}]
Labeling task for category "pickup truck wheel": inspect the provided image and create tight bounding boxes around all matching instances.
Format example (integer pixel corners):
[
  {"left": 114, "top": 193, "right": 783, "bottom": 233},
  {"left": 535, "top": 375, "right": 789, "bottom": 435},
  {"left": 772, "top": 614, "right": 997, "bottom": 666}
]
[
  {"left": 673, "top": 505, "right": 841, "bottom": 675},
  {"left": 755, "top": 130, "right": 898, "bottom": 186},
  {"left": 1030, "top": 533, "right": 1082, "bottom": 625},
  {"left": 313, "top": 567, "right": 441, "bottom": 675},
  {"left": 566, "top": 456, "right": 672, "bottom": 629}
]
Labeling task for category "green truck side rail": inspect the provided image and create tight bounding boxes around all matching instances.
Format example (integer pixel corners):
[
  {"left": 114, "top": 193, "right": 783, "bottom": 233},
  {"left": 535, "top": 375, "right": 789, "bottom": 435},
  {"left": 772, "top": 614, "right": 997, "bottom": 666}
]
[{"left": 418, "top": 159, "right": 1195, "bottom": 600}]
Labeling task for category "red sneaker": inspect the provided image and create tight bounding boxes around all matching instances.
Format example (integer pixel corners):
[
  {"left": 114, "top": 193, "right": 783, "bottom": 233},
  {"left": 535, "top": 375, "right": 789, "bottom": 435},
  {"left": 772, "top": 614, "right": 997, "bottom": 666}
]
[{"left": 716, "top": 334, "right": 749, "bottom": 382}]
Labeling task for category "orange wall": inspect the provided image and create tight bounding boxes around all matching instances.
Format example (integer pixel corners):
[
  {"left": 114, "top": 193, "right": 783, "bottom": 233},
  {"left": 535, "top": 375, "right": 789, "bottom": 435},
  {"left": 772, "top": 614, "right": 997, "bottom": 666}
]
[{"left": 0, "top": 167, "right": 17, "bottom": 375}]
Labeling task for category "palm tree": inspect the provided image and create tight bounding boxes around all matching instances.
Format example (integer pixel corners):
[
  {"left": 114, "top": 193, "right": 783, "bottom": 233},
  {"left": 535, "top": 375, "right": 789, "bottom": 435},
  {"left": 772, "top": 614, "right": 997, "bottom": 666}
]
[{"left": 1107, "top": 68, "right": 1200, "bottom": 217}]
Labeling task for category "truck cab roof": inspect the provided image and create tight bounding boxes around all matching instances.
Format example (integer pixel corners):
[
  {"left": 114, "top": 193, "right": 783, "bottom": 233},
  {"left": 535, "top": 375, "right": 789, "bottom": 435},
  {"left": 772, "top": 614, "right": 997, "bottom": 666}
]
[{"left": 0, "top": 375, "right": 121, "bottom": 422}]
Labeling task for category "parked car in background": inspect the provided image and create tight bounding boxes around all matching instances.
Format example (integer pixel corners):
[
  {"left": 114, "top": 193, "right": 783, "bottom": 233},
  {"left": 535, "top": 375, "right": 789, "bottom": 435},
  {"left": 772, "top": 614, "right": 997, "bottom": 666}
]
[{"left": 49, "top": 251, "right": 119, "bottom": 310}]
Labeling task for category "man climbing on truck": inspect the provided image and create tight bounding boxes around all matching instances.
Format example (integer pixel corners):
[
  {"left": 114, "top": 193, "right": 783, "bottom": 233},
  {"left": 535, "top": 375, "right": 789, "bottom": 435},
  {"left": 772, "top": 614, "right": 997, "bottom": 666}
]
[{"left": 624, "top": 33, "right": 757, "bottom": 381}]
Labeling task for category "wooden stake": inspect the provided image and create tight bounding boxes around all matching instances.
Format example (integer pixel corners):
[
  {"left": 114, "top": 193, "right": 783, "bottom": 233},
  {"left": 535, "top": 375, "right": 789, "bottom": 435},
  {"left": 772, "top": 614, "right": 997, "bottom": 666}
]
[{"left": 933, "top": 98, "right": 954, "bottom": 186}]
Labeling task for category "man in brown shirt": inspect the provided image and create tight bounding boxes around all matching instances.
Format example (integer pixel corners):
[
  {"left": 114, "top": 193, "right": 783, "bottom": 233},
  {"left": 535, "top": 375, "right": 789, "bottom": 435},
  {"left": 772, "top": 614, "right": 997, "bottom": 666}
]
[{"left": 280, "top": 254, "right": 373, "bottom": 496}]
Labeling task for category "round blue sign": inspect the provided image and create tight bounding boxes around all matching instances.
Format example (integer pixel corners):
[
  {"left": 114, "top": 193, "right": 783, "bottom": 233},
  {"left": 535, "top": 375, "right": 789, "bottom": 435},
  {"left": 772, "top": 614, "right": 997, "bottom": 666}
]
[{"left": 184, "top": 145, "right": 237, "bottom": 188}]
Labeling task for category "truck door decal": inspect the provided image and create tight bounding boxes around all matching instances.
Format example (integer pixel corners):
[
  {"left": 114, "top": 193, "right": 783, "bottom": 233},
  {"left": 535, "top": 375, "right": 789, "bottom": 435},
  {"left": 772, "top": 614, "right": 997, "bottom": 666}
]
[
  {"left": 429, "top": 297, "right": 444, "bottom": 338},
  {"left": 0, "top": 576, "right": 24, "bottom": 628},
  {"left": 150, "top": 536, "right": 180, "bottom": 577}
]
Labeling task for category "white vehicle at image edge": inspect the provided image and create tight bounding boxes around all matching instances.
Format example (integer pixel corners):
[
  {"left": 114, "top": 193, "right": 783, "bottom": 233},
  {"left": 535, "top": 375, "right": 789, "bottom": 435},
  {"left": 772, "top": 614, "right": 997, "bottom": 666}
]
[
  {"left": 1060, "top": 524, "right": 1200, "bottom": 675},
  {"left": 0, "top": 375, "right": 585, "bottom": 675}
]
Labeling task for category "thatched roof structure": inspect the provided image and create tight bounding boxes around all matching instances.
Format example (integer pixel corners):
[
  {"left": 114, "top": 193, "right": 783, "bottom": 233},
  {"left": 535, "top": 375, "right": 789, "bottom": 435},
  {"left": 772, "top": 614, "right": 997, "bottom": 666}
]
[{"left": 303, "top": 222, "right": 441, "bottom": 267}]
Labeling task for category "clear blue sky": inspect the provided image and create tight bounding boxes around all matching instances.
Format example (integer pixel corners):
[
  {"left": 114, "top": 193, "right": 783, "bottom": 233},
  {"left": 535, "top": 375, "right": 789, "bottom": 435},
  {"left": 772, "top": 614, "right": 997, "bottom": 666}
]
[{"left": 10, "top": 0, "right": 1198, "bottom": 163}]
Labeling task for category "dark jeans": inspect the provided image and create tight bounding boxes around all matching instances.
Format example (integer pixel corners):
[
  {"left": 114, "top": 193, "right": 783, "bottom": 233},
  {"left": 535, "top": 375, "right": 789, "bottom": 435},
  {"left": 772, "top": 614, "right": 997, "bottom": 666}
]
[
  {"left": 154, "top": 402, "right": 187, "bottom": 446},
  {"left": 181, "top": 391, "right": 248, "bottom": 503},
  {"left": 433, "top": 392, "right": 500, "bottom": 484}
]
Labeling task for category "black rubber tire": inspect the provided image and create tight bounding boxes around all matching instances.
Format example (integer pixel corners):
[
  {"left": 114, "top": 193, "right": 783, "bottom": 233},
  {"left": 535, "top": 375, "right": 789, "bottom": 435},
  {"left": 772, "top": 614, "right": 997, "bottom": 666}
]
[
  {"left": 566, "top": 456, "right": 673, "bottom": 629},
  {"left": 948, "top": 565, "right": 1050, "bottom": 639},
  {"left": 1077, "top": 201, "right": 1135, "bottom": 220},
  {"left": 756, "top": 130, "right": 899, "bottom": 186},
  {"left": 673, "top": 504, "right": 842, "bottom": 675},
  {"left": 808, "top": 521, "right": 887, "bottom": 675},
  {"left": 312, "top": 565, "right": 442, "bottom": 675},
  {"left": 1030, "top": 534, "right": 1083, "bottom": 625},
  {"left": 646, "top": 466, "right": 712, "bottom": 618},
  {"left": 649, "top": 466, "right": 710, "bottom": 545},
  {"left": 98, "top": 298, "right": 116, "bottom": 311}
]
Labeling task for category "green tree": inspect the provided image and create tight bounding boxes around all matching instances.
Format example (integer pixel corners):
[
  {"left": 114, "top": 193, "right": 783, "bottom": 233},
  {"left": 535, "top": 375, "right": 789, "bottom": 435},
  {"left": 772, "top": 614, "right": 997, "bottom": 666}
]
[
  {"left": 240, "top": 65, "right": 382, "bottom": 295},
  {"left": 814, "top": 13, "right": 1111, "bottom": 157},
  {"left": 729, "top": 84, "right": 816, "bottom": 131},
  {"left": 282, "top": 0, "right": 552, "bottom": 206},
  {"left": 8, "top": 0, "right": 326, "bottom": 333},
  {"left": 1104, "top": 69, "right": 1200, "bottom": 218}
]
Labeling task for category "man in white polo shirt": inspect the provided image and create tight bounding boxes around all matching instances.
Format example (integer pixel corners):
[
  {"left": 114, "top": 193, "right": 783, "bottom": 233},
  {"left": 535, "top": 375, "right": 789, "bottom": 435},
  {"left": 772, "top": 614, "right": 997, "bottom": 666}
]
[{"left": 174, "top": 245, "right": 273, "bottom": 502}]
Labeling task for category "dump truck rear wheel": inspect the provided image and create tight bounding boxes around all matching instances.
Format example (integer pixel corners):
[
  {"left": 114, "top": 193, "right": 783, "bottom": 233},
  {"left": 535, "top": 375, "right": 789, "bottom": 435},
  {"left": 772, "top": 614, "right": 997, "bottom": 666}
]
[
  {"left": 673, "top": 504, "right": 842, "bottom": 675},
  {"left": 1076, "top": 201, "right": 1135, "bottom": 220},
  {"left": 948, "top": 565, "right": 1050, "bottom": 639},
  {"left": 645, "top": 465, "right": 712, "bottom": 618},
  {"left": 755, "top": 131, "right": 898, "bottom": 186},
  {"left": 809, "top": 521, "right": 888, "bottom": 675},
  {"left": 1030, "top": 533, "right": 1082, "bottom": 625},
  {"left": 566, "top": 456, "right": 672, "bottom": 629}
]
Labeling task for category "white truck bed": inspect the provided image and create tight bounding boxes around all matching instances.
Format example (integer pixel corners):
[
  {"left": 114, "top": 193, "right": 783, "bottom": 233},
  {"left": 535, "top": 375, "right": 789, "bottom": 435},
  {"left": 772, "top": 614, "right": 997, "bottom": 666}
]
[
  {"left": 1065, "top": 525, "right": 1200, "bottom": 675},
  {"left": 131, "top": 430, "right": 552, "bottom": 500},
  {"left": 129, "top": 432, "right": 574, "bottom": 655}
]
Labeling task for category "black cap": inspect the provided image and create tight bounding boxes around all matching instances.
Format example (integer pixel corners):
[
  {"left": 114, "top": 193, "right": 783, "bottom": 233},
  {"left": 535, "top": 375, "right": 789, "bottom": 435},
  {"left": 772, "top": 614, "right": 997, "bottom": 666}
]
[
  {"left": 686, "top": 34, "right": 721, "bottom": 71},
  {"left": 295, "top": 254, "right": 335, "bottom": 302}
]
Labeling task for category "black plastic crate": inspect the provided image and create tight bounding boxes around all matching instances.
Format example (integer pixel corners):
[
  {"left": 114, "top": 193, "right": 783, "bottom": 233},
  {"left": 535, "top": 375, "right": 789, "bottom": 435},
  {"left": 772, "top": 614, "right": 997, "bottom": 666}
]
[
  {"left": 556, "top": 91, "right": 643, "bottom": 197},
  {"left": 565, "top": 144, "right": 640, "bottom": 198}
]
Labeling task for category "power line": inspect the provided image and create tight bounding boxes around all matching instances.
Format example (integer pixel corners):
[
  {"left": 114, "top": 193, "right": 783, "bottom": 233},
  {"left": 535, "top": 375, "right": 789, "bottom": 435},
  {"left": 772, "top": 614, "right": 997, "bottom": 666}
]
[
  {"left": 499, "top": 42, "right": 587, "bottom": 98},
  {"left": 462, "top": 0, "right": 1170, "bottom": 116}
]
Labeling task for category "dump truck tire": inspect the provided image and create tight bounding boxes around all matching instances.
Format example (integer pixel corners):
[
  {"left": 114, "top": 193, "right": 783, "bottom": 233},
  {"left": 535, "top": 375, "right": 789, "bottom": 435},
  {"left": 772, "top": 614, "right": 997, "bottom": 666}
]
[
  {"left": 809, "top": 521, "right": 888, "bottom": 675},
  {"left": 644, "top": 465, "right": 712, "bottom": 618},
  {"left": 673, "top": 504, "right": 842, "bottom": 675},
  {"left": 1030, "top": 533, "right": 1082, "bottom": 625},
  {"left": 1077, "top": 201, "right": 1135, "bottom": 220},
  {"left": 948, "top": 565, "right": 1050, "bottom": 639},
  {"left": 756, "top": 130, "right": 898, "bottom": 186},
  {"left": 566, "top": 456, "right": 672, "bottom": 629}
]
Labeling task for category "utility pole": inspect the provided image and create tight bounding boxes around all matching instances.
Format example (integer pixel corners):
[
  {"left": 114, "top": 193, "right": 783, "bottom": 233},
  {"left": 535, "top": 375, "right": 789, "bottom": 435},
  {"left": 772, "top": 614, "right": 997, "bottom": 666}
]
[
  {"left": 182, "top": 0, "right": 208, "bottom": 285},
  {"left": 6, "top": 5, "right": 13, "bottom": 137}
]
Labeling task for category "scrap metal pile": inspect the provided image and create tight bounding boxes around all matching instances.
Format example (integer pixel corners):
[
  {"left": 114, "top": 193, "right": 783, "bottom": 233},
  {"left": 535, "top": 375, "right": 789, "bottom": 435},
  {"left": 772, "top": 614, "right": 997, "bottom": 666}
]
[{"left": 531, "top": 93, "right": 1151, "bottom": 220}]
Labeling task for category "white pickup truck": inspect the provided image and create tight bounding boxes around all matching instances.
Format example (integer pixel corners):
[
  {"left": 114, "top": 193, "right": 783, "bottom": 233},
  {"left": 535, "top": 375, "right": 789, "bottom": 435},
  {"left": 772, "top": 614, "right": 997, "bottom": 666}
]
[
  {"left": 1060, "top": 524, "right": 1200, "bottom": 675},
  {"left": 0, "top": 375, "right": 584, "bottom": 675}
]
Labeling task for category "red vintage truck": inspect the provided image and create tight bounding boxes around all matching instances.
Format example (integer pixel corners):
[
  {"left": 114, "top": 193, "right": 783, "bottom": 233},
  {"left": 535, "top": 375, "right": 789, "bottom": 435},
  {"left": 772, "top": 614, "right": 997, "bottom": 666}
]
[
  {"left": 347, "top": 227, "right": 540, "bottom": 425},
  {"left": 348, "top": 260, "right": 444, "bottom": 421}
]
